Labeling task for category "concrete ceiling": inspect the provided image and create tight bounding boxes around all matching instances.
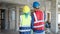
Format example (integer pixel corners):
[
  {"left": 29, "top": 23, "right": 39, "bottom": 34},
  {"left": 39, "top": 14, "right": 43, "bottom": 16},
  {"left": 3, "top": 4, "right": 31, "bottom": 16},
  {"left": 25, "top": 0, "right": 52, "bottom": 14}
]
[
  {"left": 0, "top": 0, "right": 46, "bottom": 5},
  {"left": 0, "top": 0, "right": 60, "bottom": 12},
  {"left": 0, "top": 0, "right": 21, "bottom": 4},
  {"left": 0, "top": 0, "right": 49, "bottom": 10}
]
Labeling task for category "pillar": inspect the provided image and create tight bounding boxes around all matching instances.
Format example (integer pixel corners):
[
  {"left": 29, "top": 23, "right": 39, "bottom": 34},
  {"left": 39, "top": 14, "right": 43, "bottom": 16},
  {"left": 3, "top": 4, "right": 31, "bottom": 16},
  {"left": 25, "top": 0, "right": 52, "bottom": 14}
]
[
  {"left": 15, "top": 6, "right": 20, "bottom": 31},
  {"left": 51, "top": 0, "right": 58, "bottom": 33}
]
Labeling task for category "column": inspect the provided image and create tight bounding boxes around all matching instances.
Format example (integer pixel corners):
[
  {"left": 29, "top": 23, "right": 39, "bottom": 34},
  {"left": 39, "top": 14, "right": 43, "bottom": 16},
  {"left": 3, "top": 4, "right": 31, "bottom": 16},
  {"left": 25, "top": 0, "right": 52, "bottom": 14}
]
[
  {"left": 15, "top": 6, "right": 20, "bottom": 31},
  {"left": 51, "top": 0, "right": 58, "bottom": 33}
]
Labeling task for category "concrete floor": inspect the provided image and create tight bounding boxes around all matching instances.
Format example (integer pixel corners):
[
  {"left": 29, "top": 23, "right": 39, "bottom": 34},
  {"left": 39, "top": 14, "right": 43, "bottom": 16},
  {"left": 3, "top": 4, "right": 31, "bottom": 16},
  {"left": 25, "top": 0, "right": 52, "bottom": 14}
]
[
  {"left": 0, "top": 30, "right": 60, "bottom": 34},
  {"left": 0, "top": 30, "right": 19, "bottom": 34}
]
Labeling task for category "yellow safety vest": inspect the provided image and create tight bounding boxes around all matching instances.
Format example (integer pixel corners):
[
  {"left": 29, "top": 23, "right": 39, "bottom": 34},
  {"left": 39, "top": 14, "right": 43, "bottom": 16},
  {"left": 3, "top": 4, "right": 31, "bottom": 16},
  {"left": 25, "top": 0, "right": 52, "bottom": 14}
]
[{"left": 20, "top": 15, "right": 31, "bottom": 27}]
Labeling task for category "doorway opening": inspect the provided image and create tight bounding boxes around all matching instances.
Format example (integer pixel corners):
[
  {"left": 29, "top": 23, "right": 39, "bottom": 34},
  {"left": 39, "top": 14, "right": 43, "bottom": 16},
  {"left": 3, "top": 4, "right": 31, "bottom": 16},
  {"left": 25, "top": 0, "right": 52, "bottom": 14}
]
[{"left": 0, "top": 9, "right": 5, "bottom": 30}]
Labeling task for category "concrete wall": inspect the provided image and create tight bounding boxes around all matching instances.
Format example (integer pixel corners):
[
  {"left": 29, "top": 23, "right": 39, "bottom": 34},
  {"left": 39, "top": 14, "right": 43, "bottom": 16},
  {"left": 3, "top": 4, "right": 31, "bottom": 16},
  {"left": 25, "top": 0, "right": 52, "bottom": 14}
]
[
  {"left": 0, "top": 4, "right": 17, "bottom": 30},
  {"left": 58, "top": 0, "right": 60, "bottom": 3}
]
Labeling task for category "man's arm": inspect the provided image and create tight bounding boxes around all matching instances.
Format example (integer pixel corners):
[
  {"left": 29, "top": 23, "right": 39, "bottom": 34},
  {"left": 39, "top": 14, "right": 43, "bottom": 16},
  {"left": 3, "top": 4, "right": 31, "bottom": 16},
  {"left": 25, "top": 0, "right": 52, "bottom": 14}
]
[{"left": 31, "top": 13, "right": 34, "bottom": 29}]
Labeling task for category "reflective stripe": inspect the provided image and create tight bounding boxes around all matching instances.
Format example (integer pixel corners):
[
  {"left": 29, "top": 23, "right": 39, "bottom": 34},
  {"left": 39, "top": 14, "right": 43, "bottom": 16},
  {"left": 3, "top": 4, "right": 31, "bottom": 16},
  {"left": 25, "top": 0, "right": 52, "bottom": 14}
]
[
  {"left": 20, "top": 26, "right": 31, "bottom": 27},
  {"left": 34, "top": 12, "right": 37, "bottom": 21},
  {"left": 33, "top": 11, "right": 44, "bottom": 28},
  {"left": 42, "top": 11, "right": 44, "bottom": 20},
  {"left": 34, "top": 12, "right": 44, "bottom": 23},
  {"left": 34, "top": 24, "right": 44, "bottom": 28},
  {"left": 34, "top": 20, "right": 44, "bottom": 23},
  {"left": 19, "top": 29, "right": 31, "bottom": 32}
]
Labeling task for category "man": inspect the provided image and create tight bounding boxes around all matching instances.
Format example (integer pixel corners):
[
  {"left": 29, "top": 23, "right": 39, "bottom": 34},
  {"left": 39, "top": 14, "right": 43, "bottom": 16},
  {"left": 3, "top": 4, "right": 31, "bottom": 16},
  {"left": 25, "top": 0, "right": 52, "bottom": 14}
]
[
  {"left": 19, "top": 5, "right": 31, "bottom": 34},
  {"left": 31, "top": 1, "right": 45, "bottom": 34}
]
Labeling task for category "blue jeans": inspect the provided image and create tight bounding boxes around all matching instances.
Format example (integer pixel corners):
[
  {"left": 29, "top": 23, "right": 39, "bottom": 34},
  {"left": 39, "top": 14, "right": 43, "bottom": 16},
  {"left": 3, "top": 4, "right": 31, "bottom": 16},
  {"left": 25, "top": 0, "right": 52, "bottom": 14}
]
[
  {"left": 19, "top": 27, "right": 31, "bottom": 34},
  {"left": 33, "top": 31, "right": 45, "bottom": 34},
  {"left": 19, "top": 31, "right": 31, "bottom": 34}
]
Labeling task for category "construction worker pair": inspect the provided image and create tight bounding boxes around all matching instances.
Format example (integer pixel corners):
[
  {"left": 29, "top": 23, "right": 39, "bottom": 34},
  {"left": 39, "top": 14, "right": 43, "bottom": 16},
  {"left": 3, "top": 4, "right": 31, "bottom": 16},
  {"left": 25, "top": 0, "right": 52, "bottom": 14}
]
[{"left": 19, "top": 1, "right": 45, "bottom": 34}]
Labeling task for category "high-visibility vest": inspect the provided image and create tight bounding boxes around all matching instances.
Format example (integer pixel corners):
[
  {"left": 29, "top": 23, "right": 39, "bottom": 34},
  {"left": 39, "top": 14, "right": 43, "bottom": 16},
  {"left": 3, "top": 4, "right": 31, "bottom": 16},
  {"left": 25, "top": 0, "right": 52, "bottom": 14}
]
[
  {"left": 19, "top": 15, "right": 31, "bottom": 32},
  {"left": 33, "top": 10, "right": 44, "bottom": 30},
  {"left": 20, "top": 15, "right": 31, "bottom": 27}
]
